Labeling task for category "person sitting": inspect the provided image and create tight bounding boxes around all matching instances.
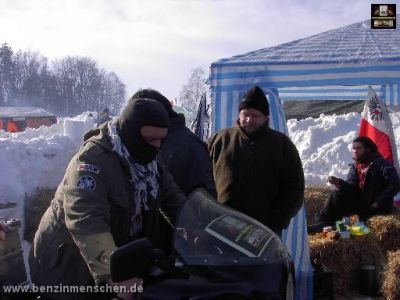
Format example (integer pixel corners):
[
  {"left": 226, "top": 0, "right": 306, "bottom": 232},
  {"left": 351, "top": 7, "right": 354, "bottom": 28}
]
[{"left": 308, "top": 136, "right": 400, "bottom": 233}]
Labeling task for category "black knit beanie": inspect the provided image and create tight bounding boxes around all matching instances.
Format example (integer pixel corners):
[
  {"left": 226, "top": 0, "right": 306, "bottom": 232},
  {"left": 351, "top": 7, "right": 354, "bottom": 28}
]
[
  {"left": 130, "top": 88, "right": 179, "bottom": 118},
  {"left": 117, "top": 99, "right": 169, "bottom": 165},
  {"left": 238, "top": 86, "right": 269, "bottom": 116}
]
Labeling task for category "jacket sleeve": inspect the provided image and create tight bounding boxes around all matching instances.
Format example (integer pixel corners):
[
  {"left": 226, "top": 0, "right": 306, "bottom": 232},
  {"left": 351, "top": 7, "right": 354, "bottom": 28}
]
[
  {"left": 207, "top": 133, "right": 220, "bottom": 159},
  {"left": 159, "top": 165, "right": 186, "bottom": 225},
  {"left": 339, "top": 165, "right": 360, "bottom": 194},
  {"left": 374, "top": 161, "right": 400, "bottom": 207},
  {"left": 63, "top": 149, "right": 117, "bottom": 285},
  {"left": 185, "top": 141, "right": 217, "bottom": 198},
  {"left": 207, "top": 132, "right": 236, "bottom": 205},
  {"left": 271, "top": 138, "right": 304, "bottom": 230}
]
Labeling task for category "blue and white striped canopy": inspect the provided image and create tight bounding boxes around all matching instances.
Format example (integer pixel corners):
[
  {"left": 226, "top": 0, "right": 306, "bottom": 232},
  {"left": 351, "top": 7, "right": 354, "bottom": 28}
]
[
  {"left": 279, "top": 84, "right": 400, "bottom": 105},
  {"left": 207, "top": 16, "right": 400, "bottom": 300},
  {"left": 210, "top": 17, "right": 400, "bottom": 132}
]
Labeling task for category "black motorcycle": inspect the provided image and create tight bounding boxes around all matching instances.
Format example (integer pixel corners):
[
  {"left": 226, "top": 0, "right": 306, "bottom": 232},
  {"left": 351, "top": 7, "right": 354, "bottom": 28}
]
[{"left": 111, "top": 188, "right": 295, "bottom": 300}]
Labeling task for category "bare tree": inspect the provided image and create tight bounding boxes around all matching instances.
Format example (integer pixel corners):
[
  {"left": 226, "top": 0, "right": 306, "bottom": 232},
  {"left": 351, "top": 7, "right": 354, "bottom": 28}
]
[
  {"left": 101, "top": 71, "right": 126, "bottom": 113},
  {"left": 0, "top": 43, "right": 127, "bottom": 115},
  {"left": 179, "top": 66, "right": 207, "bottom": 111},
  {"left": 0, "top": 43, "right": 14, "bottom": 105},
  {"left": 13, "top": 50, "right": 48, "bottom": 102}
]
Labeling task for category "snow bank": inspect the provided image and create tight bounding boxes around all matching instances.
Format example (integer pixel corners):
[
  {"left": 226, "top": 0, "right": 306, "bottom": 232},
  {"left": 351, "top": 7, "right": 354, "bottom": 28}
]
[
  {"left": 287, "top": 112, "right": 400, "bottom": 186},
  {"left": 0, "top": 113, "right": 96, "bottom": 222},
  {"left": 1, "top": 110, "right": 400, "bottom": 212}
]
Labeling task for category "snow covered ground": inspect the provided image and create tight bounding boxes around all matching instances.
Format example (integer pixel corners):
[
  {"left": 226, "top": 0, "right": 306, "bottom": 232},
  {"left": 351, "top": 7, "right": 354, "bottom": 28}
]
[{"left": 1, "top": 110, "right": 400, "bottom": 280}]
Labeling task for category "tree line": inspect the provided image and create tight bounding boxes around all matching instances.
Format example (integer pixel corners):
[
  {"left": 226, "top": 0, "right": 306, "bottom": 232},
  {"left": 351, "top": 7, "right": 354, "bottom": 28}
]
[{"left": 0, "top": 43, "right": 126, "bottom": 116}]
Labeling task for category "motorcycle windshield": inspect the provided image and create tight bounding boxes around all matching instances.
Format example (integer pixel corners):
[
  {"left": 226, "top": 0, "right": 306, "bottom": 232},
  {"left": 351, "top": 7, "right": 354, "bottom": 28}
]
[{"left": 173, "top": 188, "right": 286, "bottom": 266}]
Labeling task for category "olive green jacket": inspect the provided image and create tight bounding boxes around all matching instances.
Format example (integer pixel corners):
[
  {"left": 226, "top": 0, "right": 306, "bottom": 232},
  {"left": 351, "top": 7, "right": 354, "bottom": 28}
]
[
  {"left": 29, "top": 124, "right": 185, "bottom": 297},
  {"left": 208, "top": 124, "right": 304, "bottom": 233}
]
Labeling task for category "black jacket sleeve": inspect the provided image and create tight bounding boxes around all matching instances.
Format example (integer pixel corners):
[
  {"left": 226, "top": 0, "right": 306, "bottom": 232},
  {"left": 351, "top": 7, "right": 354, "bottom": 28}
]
[
  {"left": 374, "top": 161, "right": 400, "bottom": 207},
  {"left": 339, "top": 164, "right": 361, "bottom": 194},
  {"left": 271, "top": 138, "right": 304, "bottom": 230},
  {"left": 185, "top": 140, "right": 217, "bottom": 197},
  {"left": 159, "top": 165, "right": 186, "bottom": 224}
]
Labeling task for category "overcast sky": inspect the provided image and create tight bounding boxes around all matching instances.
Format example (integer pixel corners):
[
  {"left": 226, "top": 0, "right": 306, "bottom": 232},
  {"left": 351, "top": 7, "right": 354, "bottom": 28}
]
[{"left": 0, "top": 0, "right": 399, "bottom": 101}]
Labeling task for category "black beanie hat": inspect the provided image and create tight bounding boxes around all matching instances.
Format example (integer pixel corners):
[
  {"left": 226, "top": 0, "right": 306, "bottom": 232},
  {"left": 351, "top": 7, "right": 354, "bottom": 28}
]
[
  {"left": 238, "top": 86, "right": 269, "bottom": 115},
  {"left": 117, "top": 99, "right": 169, "bottom": 165},
  {"left": 130, "top": 88, "right": 178, "bottom": 118}
]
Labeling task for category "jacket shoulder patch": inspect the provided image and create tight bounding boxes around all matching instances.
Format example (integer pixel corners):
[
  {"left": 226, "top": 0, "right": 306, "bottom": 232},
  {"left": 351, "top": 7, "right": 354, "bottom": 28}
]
[
  {"left": 77, "top": 163, "right": 100, "bottom": 174},
  {"left": 77, "top": 176, "right": 96, "bottom": 191}
]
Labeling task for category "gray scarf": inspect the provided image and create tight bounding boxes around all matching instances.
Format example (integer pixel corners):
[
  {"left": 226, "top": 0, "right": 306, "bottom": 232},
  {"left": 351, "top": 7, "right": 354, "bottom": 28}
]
[{"left": 108, "top": 121, "right": 159, "bottom": 236}]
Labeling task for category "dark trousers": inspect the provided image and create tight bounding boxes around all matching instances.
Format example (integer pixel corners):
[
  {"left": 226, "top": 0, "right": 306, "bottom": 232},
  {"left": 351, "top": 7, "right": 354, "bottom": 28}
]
[{"left": 318, "top": 189, "right": 373, "bottom": 226}]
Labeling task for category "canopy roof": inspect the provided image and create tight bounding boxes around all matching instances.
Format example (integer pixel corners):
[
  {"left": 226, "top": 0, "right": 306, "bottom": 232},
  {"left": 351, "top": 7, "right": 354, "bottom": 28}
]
[
  {"left": 209, "top": 17, "right": 400, "bottom": 131},
  {"left": 0, "top": 107, "right": 55, "bottom": 118},
  {"left": 214, "top": 17, "right": 400, "bottom": 66},
  {"left": 210, "top": 17, "right": 400, "bottom": 92}
]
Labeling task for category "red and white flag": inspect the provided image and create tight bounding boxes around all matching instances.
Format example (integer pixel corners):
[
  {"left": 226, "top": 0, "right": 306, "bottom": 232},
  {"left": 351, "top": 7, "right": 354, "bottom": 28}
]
[
  {"left": 359, "top": 86, "right": 400, "bottom": 207},
  {"left": 359, "top": 87, "right": 399, "bottom": 168}
]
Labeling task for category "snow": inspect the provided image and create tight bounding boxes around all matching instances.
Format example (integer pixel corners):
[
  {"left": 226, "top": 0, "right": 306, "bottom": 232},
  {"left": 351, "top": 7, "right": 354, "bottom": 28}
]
[
  {"left": 1, "top": 110, "right": 400, "bottom": 218},
  {"left": 0, "top": 112, "right": 97, "bottom": 282},
  {"left": 1, "top": 109, "right": 400, "bottom": 282},
  {"left": 287, "top": 112, "right": 400, "bottom": 186},
  {"left": 0, "top": 113, "right": 96, "bottom": 206}
]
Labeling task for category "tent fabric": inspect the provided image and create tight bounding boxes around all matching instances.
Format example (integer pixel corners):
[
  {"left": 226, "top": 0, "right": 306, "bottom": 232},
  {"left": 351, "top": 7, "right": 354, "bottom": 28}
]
[
  {"left": 279, "top": 84, "right": 400, "bottom": 106},
  {"left": 279, "top": 84, "right": 382, "bottom": 101},
  {"left": 264, "top": 89, "right": 312, "bottom": 300},
  {"left": 213, "top": 17, "right": 400, "bottom": 65},
  {"left": 210, "top": 17, "right": 400, "bottom": 115},
  {"left": 382, "top": 83, "right": 400, "bottom": 106}
]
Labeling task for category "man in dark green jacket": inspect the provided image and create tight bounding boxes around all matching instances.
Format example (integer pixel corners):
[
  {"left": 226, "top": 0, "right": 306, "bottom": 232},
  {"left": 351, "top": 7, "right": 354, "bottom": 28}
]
[
  {"left": 29, "top": 99, "right": 185, "bottom": 299},
  {"left": 208, "top": 86, "right": 304, "bottom": 235}
]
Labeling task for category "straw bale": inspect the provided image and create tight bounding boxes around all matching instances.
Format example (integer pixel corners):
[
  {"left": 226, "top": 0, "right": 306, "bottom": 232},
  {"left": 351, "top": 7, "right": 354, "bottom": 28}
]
[
  {"left": 367, "top": 215, "right": 400, "bottom": 252},
  {"left": 304, "top": 186, "right": 332, "bottom": 225},
  {"left": 382, "top": 251, "right": 400, "bottom": 300},
  {"left": 309, "top": 233, "right": 384, "bottom": 295}
]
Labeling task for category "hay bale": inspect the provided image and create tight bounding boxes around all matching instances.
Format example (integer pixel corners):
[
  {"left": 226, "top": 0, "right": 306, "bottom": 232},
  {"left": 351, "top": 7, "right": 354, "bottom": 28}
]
[
  {"left": 382, "top": 251, "right": 400, "bottom": 300},
  {"left": 304, "top": 186, "right": 332, "bottom": 225},
  {"left": 367, "top": 215, "right": 400, "bottom": 252},
  {"left": 309, "top": 233, "right": 385, "bottom": 295},
  {"left": 24, "top": 187, "right": 55, "bottom": 242}
]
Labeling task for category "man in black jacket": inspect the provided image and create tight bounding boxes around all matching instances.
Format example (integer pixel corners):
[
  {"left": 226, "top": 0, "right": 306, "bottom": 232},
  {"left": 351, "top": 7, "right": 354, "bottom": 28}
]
[
  {"left": 208, "top": 86, "right": 304, "bottom": 235},
  {"left": 310, "top": 137, "right": 400, "bottom": 232},
  {"left": 130, "top": 89, "right": 217, "bottom": 197}
]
